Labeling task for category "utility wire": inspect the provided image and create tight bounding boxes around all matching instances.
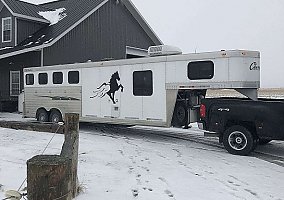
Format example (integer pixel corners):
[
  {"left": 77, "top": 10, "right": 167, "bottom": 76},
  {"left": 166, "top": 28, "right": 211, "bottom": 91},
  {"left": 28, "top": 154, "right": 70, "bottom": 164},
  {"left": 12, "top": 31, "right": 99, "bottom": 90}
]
[{"left": 16, "top": 122, "right": 64, "bottom": 193}]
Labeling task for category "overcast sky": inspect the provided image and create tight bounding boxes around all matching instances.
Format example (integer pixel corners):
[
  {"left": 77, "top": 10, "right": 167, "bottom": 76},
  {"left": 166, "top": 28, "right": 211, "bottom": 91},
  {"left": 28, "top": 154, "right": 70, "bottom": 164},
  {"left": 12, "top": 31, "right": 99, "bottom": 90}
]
[{"left": 24, "top": 0, "right": 284, "bottom": 88}]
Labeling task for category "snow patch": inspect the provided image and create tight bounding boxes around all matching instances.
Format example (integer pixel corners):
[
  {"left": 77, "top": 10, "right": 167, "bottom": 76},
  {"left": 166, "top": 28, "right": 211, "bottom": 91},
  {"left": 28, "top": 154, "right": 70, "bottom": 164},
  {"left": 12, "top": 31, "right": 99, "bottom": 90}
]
[
  {"left": 44, "top": 38, "right": 54, "bottom": 44},
  {"left": 0, "top": 123, "right": 283, "bottom": 200},
  {"left": 24, "top": 42, "right": 33, "bottom": 47},
  {"left": 0, "top": 113, "right": 284, "bottom": 200},
  {"left": 38, "top": 8, "right": 67, "bottom": 26},
  {"left": 0, "top": 46, "right": 13, "bottom": 51}
]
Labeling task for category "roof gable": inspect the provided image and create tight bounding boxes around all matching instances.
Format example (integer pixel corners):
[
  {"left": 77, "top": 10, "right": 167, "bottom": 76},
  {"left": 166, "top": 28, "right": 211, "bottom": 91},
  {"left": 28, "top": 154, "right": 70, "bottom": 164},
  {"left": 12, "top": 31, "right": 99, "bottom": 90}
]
[
  {"left": 19, "top": 0, "right": 109, "bottom": 47},
  {"left": 0, "top": 0, "right": 162, "bottom": 59},
  {"left": 1, "top": 0, "right": 51, "bottom": 23},
  {"left": 121, "top": 0, "right": 162, "bottom": 45}
]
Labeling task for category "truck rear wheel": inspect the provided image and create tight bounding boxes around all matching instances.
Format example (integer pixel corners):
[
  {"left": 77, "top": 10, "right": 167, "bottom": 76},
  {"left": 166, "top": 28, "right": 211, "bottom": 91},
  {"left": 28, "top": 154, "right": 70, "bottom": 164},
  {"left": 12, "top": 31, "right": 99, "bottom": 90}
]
[{"left": 223, "top": 125, "right": 255, "bottom": 156}]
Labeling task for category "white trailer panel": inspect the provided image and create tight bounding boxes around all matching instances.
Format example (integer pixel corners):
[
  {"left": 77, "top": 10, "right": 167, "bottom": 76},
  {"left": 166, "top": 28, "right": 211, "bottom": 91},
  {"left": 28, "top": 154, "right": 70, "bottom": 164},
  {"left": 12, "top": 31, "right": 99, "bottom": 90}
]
[{"left": 23, "top": 49, "right": 260, "bottom": 127}]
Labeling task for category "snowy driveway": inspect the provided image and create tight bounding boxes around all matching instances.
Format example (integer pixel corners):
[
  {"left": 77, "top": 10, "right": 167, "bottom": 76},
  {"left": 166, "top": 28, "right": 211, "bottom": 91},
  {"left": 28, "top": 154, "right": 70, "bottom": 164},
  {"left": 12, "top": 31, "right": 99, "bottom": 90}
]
[{"left": 0, "top": 125, "right": 283, "bottom": 200}]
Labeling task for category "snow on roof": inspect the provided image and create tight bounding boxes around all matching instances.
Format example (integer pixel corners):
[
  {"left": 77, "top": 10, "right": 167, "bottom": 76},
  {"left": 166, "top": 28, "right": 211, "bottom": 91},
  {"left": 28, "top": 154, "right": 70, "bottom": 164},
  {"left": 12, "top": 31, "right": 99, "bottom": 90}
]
[
  {"left": 24, "top": 42, "right": 33, "bottom": 47},
  {"left": 44, "top": 38, "right": 54, "bottom": 44},
  {"left": 38, "top": 8, "right": 67, "bottom": 26},
  {"left": 0, "top": 46, "right": 13, "bottom": 51}
]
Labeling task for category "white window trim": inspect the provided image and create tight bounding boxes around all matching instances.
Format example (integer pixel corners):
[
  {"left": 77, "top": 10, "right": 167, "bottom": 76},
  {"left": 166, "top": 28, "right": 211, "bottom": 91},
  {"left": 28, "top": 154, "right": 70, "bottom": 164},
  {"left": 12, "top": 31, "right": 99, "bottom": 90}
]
[
  {"left": 2, "top": 17, "right": 12, "bottom": 43},
  {"left": 14, "top": 17, "right": 17, "bottom": 45},
  {"left": 10, "top": 71, "right": 20, "bottom": 96}
]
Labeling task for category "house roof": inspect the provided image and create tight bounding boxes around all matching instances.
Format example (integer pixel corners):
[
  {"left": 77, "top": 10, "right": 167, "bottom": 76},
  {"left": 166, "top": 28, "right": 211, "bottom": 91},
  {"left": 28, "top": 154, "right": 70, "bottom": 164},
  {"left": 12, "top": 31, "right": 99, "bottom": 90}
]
[
  {"left": 40, "top": 0, "right": 70, "bottom": 9},
  {"left": 1, "top": 0, "right": 51, "bottom": 23},
  {"left": 0, "top": 0, "right": 162, "bottom": 60}
]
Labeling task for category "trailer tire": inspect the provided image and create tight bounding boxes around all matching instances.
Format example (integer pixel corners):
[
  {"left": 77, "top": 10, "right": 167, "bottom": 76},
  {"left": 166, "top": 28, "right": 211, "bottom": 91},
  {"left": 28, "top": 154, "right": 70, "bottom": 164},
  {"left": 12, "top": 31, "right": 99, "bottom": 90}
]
[
  {"left": 172, "top": 102, "right": 187, "bottom": 127},
  {"left": 49, "top": 110, "right": 63, "bottom": 123},
  {"left": 258, "top": 139, "right": 272, "bottom": 145},
  {"left": 36, "top": 109, "right": 49, "bottom": 122},
  {"left": 223, "top": 125, "right": 255, "bottom": 156}
]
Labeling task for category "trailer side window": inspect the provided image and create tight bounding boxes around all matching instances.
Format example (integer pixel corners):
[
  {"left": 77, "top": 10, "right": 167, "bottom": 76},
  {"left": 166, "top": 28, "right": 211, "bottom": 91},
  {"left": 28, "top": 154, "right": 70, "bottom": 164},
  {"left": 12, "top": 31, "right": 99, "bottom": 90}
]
[
  {"left": 133, "top": 70, "right": 153, "bottom": 96},
  {"left": 68, "top": 71, "right": 79, "bottom": 84},
  {"left": 53, "top": 72, "right": 63, "bottom": 84},
  {"left": 26, "top": 74, "right": 34, "bottom": 85},
  {"left": 39, "top": 73, "right": 48, "bottom": 85},
  {"left": 188, "top": 61, "right": 214, "bottom": 80}
]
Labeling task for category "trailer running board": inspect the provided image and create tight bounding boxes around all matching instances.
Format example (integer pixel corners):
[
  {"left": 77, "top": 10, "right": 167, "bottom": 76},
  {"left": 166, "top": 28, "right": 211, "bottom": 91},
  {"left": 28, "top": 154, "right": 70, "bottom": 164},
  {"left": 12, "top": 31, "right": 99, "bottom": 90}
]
[{"left": 204, "top": 132, "right": 219, "bottom": 138}]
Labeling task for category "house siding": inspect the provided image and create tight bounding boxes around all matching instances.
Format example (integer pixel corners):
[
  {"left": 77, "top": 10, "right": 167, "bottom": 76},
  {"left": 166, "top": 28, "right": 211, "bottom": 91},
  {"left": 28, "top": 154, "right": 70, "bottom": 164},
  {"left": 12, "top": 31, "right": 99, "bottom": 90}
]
[
  {"left": 0, "top": 6, "right": 15, "bottom": 48},
  {"left": 0, "top": 51, "right": 41, "bottom": 111},
  {"left": 43, "top": 0, "right": 158, "bottom": 66},
  {"left": 17, "top": 19, "right": 45, "bottom": 45},
  {"left": 0, "top": 0, "right": 162, "bottom": 112}
]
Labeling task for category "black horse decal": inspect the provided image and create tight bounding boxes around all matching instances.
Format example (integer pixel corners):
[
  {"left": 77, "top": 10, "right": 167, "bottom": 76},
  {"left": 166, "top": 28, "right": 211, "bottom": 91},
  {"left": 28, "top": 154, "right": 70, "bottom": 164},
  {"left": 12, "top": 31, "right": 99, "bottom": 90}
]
[{"left": 91, "top": 71, "right": 124, "bottom": 104}]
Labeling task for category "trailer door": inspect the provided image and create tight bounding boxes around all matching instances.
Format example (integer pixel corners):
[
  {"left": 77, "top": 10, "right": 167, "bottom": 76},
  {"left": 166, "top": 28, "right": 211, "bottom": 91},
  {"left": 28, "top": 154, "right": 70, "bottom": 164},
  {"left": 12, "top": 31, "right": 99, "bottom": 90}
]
[{"left": 141, "top": 62, "right": 167, "bottom": 123}]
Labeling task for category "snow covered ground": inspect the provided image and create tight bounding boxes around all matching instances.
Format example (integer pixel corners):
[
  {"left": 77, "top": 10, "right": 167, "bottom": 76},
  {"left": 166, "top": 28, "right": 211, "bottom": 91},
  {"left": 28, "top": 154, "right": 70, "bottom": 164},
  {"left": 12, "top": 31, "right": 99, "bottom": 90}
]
[{"left": 0, "top": 114, "right": 284, "bottom": 200}]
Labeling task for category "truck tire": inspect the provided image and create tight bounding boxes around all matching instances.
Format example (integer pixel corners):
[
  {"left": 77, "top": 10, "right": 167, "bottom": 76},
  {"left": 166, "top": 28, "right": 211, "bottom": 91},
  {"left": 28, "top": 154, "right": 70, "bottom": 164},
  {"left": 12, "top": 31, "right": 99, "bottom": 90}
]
[
  {"left": 49, "top": 110, "right": 63, "bottom": 123},
  {"left": 223, "top": 125, "right": 255, "bottom": 156},
  {"left": 36, "top": 109, "right": 49, "bottom": 122},
  {"left": 172, "top": 102, "right": 187, "bottom": 127},
  {"left": 258, "top": 139, "right": 272, "bottom": 145}
]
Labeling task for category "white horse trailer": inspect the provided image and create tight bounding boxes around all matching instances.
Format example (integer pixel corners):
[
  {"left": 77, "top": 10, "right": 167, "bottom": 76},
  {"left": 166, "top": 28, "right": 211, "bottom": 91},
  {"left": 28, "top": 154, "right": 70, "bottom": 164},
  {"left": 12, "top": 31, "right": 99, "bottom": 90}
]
[{"left": 23, "top": 46, "right": 260, "bottom": 127}]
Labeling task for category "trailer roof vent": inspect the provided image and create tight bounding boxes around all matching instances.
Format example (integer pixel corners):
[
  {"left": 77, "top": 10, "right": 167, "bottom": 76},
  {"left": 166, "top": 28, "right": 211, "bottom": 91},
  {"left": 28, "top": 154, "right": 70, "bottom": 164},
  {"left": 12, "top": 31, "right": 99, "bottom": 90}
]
[{"left": 148, "top": 45, "right": 182, "bottom": 57}]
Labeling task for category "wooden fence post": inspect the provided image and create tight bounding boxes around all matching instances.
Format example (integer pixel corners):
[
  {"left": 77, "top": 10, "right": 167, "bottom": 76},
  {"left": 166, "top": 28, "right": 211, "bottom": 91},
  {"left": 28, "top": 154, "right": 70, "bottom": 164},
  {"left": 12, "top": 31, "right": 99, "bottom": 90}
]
[
  {"left": 27, "top": 155, "right": 72, "bottom": 200},
  {"left": 27, "top": 113, "right": 80, "bottom": 200},
  {"left": 61, "top": 113, "right": 80, "bottom": 198}
]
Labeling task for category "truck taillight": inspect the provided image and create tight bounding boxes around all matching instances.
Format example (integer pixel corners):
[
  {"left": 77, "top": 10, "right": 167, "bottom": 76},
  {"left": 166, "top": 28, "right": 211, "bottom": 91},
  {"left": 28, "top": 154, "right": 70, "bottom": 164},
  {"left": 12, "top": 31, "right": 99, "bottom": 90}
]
[{"left": 200, "top": 104, "right": 206, "bottom": 118}]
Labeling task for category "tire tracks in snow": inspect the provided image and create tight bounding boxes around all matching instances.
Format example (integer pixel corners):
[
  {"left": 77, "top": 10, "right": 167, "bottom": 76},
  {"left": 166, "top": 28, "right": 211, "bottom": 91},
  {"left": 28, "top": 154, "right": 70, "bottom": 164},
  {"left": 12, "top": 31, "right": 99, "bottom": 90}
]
[{"left": 80, "top": 123, "right": 284, "bottom": 167}]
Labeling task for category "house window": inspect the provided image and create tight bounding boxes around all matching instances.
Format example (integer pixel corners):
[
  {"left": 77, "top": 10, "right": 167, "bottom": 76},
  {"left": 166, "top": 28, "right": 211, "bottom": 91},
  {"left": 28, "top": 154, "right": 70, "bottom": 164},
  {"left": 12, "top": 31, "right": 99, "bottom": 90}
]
[
  {"left": 2, "top": 17, "right": 12, "bottom": 42},
  {"left": 39, "top": 73, "right": 48, "bottom": 85},
  {"left": 187, "top": 61, "right": 214, "bottom": 80},
  {"left": 133, "top": 70, "right": 153, "bottom": 96},
  {"left": 68, "top": 71, "right": 79, "bottom": 84},
  {"left": 10, "top": 71, "right": 20, "bottom": 96},
  {"left": 53, "top": 72, "right": 63, "bottom": 84}
]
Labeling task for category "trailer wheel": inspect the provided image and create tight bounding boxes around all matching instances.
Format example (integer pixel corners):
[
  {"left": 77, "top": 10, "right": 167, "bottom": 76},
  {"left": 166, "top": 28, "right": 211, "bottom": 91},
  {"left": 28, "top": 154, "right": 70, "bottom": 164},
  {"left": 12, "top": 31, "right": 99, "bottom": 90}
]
[
  {"left": 223, "top": 125, "right": 255, "bottom": 156},
  {"left": 172, "top": 102, "right": 187, "bottom": 127},
  {"left": 49, "top": 110, "right": 63, "bottom": 123},
  {"left": 258, "top": 139, "right": 272, "bottom": 145},
  {"left": 36, "top": 109, "right": 49, "bottom": 122}
]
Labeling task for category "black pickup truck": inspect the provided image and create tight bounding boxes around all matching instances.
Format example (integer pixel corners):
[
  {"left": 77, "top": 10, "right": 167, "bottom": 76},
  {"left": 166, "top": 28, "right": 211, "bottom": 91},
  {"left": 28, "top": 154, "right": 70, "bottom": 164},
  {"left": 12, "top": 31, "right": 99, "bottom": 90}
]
[{"left": 198, "top": 98, "right": 284, "bottom": 155}]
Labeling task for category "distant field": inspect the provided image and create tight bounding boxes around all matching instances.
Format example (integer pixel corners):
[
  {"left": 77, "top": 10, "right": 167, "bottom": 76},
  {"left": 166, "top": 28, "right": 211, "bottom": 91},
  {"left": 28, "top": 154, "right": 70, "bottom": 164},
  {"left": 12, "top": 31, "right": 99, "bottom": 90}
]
[{"left": 207, "top": 88, "right": 284, "bottom": 99}]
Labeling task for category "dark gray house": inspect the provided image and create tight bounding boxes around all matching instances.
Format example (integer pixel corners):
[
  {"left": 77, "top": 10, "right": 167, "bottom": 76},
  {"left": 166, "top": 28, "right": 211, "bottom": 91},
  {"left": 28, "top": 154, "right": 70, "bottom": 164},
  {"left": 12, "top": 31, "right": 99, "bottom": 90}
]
[{"left": 0, "top": 0, "right": 162, "bottom": 111}]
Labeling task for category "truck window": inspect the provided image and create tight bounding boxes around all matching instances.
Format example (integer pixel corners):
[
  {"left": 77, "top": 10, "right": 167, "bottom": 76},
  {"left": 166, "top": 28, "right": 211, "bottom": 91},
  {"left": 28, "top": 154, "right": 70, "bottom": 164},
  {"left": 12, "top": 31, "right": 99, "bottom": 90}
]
[
  {"left": 39, "top": 73, "right": 48, "bottom": 85},
  {"left": 26, "top": 74, "right": 34, "bottom": 85},
  {"left": 133, "top": 70, "right": 153, "bottom": 96},
  {"left": 53, "top": 72, "right": 63, "bottom": 84},
  {"left": 68, "top": 71, "right": 79, "bottom": 84},
  {"left": 188, "top": 61, "right": 214, "bottom": 80}
]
